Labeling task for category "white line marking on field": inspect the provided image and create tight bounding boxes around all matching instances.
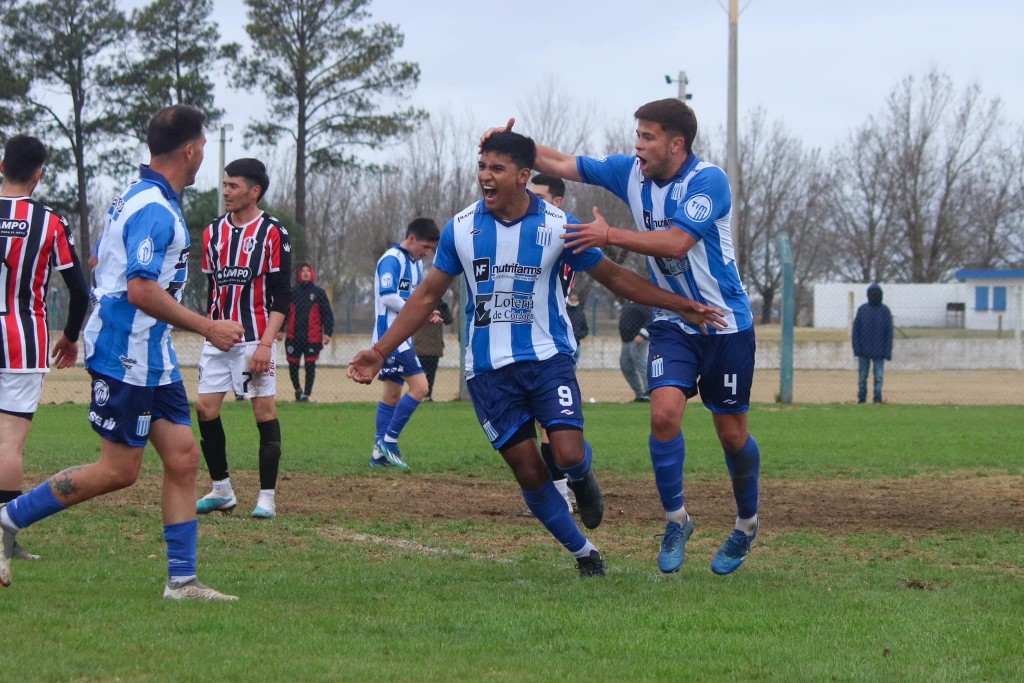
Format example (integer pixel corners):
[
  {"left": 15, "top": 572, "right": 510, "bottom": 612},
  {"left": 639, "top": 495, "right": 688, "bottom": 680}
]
[{"left": 317, "top": 527, "right": 514, "bottom": 563}]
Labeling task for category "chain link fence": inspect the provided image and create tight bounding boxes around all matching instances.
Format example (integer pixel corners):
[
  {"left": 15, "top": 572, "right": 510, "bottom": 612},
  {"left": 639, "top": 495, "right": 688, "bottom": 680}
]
[{"left": 40, "top": 277, "right": 1024, "bottom": 406}]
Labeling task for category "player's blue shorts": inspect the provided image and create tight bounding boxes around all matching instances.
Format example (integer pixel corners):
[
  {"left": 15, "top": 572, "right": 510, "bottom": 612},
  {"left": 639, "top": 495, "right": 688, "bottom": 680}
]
[
  {"left": 467, "top": 354, "right": 584, "bottom": 450},
  {"left": 647, "top": 322, "right": 756, "bottom": 414},
  {"left": 87, "top": 372, "right": 192, "bottom": 447},
  {"left": 378, "top": 348, "right": 424, "bottom": 384}
]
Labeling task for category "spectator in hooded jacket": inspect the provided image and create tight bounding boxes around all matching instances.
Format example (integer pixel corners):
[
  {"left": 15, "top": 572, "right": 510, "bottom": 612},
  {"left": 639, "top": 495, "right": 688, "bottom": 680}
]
[
  {"left": 852, "top": 283, "right": 893, "bottom": 404},
  {"left": 285, "top": 263, "right": 334, "bottom": 402}
]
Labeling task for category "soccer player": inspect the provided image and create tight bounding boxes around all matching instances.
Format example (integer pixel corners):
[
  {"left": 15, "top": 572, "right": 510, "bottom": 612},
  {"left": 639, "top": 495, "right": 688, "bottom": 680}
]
[
  {"left": 0, "top": 135, "right": 88, "bottom": 564},
  {"left": 285, "top": 262, "right": 333, "bottom": 402},
  {"left": 348, "top": 132, "right": 725, "bottom": 578},
  {"left": 368, "top": 218, "right": 441, "bottom": 471},
  {"left": 0, "top": 105, "right": 244, "bottom": 600},
  {"left": 194, "top": 158, "right": 291, "bottom": 520},
  {"left": 484, "top": 98, "right": 762, "bottom": 576}
]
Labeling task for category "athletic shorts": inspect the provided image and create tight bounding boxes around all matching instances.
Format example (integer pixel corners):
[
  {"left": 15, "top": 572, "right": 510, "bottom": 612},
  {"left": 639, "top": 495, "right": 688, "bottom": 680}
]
[
  {"left": 88, "top": 372, "right": 191, "bottom": 447},
  {"left": 647, "top": 322, "right": 756, "bottom": 414},
  {"left": 467, "top": 354, "right": 584, "bottom": 450},
  {"left": 378, "top": 348, "right": 424, "bottom": 384},
  {"left": 0, "top": 371, "right": 45, "bottom": 418},
  {"left": 286, "top": 340, "right": 323, "bottom": 364},
  {"left": 198, "top": 341, "right": 277, "bottom": 398}
]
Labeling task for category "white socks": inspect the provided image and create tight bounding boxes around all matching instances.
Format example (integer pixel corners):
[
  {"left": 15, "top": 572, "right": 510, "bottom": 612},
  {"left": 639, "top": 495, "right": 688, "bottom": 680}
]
[
  {"left": 666, "top": 507, "right": 688, "bottom": 525},
  {"left": 735, "top": 515, "right": 758, "bottom": 536},
  {"left": 212, "top": 478, "right": 233, "bottom": 497}
]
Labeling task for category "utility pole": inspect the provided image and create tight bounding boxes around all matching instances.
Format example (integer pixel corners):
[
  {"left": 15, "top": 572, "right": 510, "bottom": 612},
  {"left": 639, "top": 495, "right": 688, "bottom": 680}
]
[
  {"left": 664, "top": 71, "right": 692, "bottom": 102},
  {"left": 216, "top": 124, "right": 234, "bottom": 216},
  {"left": 726, "top": 0, "right": 740, "bottom": 200}
]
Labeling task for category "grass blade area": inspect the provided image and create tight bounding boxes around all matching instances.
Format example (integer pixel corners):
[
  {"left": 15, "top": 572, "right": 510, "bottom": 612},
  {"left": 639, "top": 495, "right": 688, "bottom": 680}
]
[{"left": 3, "top": 401, "right": 1022, "bottom": 681}]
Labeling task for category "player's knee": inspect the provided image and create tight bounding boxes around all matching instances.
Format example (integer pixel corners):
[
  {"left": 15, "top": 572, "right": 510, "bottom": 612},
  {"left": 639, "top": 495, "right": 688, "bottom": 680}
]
[
  {"left": 718, "top": 426, "right": 749, "bottom": 453},
  {"left": 165, "top": 443, "right": 201, "bottom": 480},
  {"left": 105, "top": 462, "right": 141, "bottom": 490}
]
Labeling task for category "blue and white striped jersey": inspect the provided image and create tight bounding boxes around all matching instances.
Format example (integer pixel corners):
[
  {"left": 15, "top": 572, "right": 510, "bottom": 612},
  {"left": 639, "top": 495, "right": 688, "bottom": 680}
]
[
  {"left": 433, "top": 193, "right": 604, "bottom": 377},
  {"left": 83, "top": 166, "right": 191, "bottom": 386},
  {"left": 577, "top": 153, "right": 752, "bottom": 334},
  {"left": 373, "top": 244, "right": 424, "bottom": 353}
]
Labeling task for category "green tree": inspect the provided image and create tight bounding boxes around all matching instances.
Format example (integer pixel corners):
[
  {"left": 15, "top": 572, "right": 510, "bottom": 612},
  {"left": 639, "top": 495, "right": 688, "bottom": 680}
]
[
  {"left": 237, "top": 0, "right": 424, "bottom": 227},
  {"left": 2, "top": 0, "right": 127, "bottom": 274},
  {"left": 106, "top": 0, "right": 237, "bottom": 144}
]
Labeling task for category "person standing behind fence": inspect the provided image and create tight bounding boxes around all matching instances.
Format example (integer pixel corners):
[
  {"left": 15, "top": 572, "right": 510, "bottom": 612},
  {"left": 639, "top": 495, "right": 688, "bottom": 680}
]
[
  {"left": 619, "top": 301, "right": 651, "bottom": 402},
  {"left": 0, "top": 135, "right": 89, "bottom": 566},
  {"left": 411, "top": 296, "right": 451, "bottom": 401},
  {"left": 852, "top": 283, "right": 893, "bottom": 404},
  {"left": 285, "top": 263, "right": 333, "bottom": 403}
]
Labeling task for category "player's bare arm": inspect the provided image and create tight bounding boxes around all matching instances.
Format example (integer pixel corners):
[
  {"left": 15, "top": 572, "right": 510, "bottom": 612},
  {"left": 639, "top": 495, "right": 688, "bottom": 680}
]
[
  {"left": 127, "top": 277, "right": 242, "bottom": 351},
  {"left": 563, "top": 207, "right": 696, "bottom": 258},
  {"left": 348, "top": 268, "right": 455, "bottom": 384},
  {"left": 587, "top": 258, "right": 726, "bottom": 334},
  {"left": 479, "top": 118, "right": 580, "bottom": 182},
  {"left": 250, "top": 310, "right": 286, "bottom": 374}
]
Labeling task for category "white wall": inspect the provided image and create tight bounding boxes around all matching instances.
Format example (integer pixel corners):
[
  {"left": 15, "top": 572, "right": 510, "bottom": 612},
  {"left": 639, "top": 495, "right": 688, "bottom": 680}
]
[{"left": 813, "top": 283, "right": 967, "bottom": 329}]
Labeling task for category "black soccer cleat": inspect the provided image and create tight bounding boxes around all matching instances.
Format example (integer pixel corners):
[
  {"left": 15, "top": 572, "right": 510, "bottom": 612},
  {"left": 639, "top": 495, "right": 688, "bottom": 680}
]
[
  {"left": 567, "top": 471, "right": 605, "bottom": 529},
  {"left": 575, "top": 549, "right": 606, "bottom": 578}
]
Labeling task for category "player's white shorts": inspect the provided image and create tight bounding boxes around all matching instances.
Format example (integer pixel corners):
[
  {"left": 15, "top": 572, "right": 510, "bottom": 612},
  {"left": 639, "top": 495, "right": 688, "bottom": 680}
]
[
  {"left": 0, "top": 371, "right": 45, "bottom": 416},
  {"left": 197, "top": 341, "right": 277, "bottom": 398}
]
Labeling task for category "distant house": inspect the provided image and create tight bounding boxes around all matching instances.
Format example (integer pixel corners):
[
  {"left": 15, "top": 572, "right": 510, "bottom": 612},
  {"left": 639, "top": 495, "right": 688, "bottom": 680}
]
[
  {"left": 954, "top": 269, "right": 1024, "bottom": 332},
  {"left": 813, "top": 270, "right": 1024, "bottom": 331}
]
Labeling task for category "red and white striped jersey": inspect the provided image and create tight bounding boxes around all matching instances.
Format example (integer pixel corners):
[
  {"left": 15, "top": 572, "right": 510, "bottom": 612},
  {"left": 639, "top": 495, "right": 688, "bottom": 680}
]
[
  {"left": 0, "top": 196, "right": 78, "bottom": 371},
  {"left": 202, "top": 211, "right": 291, "bottom": 342}
]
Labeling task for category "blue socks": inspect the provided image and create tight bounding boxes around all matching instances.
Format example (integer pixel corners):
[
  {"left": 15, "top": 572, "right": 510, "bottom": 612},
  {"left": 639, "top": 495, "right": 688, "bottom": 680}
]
[
  {"left": 164, "top": 519, "right": 198, "bottom": 579},
  {"left": 375, "top": 402, "right": 396, "bottom": 442},
  {"left": 650, "top": 433, "right": 686, "bottom": 513},
  {"left": 5, "top": 481, "right": 67, "bottom": 529},
  {"left": 385, "top": 394, "right": 421, "bottom": 441},
  {"left": 724, "top": 435, "right": 761, "bottom": 519},
  {"left": 560, "top": 440, "right": 593, "bottom": 482},
  {"left": 522, "top": 479, "right": 587, "bottom": 554}
]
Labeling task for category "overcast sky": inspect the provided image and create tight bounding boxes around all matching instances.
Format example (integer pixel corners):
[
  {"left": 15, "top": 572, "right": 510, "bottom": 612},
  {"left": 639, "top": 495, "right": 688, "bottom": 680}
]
[{"left": 159, "top": 0, "right": 1024, "bottom": 188}]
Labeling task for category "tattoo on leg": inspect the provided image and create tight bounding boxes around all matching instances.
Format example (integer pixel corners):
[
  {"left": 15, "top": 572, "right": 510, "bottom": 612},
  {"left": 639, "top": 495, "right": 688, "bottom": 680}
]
[{"left": 51, "top": 466, "right": 84, "bottom": 498}]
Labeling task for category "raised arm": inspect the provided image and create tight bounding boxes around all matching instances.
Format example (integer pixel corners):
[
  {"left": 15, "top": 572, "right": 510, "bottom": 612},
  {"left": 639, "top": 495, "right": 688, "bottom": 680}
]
[
  {"left": 348, "top": 268, "right": 457, "bottom": 383},
  {"left": 586, "top": 258, "right": 726, "bottom": 334},
  {"left": 479, "top": 117, "right": 581, "bottom": 182}
]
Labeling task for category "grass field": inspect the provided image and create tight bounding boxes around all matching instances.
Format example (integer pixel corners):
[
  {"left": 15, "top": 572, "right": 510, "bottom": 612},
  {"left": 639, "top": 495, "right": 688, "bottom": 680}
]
[{"left": 3, "top": 401, "right": 1023, "bottom": 682}]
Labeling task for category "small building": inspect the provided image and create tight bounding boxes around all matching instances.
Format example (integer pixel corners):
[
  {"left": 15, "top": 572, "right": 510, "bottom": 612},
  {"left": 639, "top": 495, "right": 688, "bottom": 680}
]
[{"left": 954, "top": 269, "right": 1024, "bottom": 332}]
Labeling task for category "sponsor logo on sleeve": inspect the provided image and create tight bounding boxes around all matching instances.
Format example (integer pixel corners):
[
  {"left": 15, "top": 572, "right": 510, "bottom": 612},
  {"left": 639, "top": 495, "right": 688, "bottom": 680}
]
[
  {"left": 380, "top": 273, "right": 394, "bottom": 289},
  {"left": 137, "top": 238, "right": 154, "bottom": 265},
  {"left": 684, "top": 194, "right": 713, "bottom": 222}
]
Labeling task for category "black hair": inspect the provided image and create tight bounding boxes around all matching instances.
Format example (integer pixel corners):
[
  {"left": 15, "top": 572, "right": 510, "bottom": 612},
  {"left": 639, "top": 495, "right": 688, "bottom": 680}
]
[
  {"left": 634, "top": 98, "right": 698, "bottom": 154},
  {"left": 406, "top": 217, "right": 440, "bottom": 242},
  {"left": 224, "top": 157, "right": 270, "bottom": 201},
  {"left": 480, "top": 132, "right": 536, "bottom": 170},
  {"left": 530, "top": 173, "right": 566, "bottom": 199},
  {"left": 147, "top": 104, "right": 207, "bottom": 157},
  {"left": 2, "top": 135, "right": 47, "bottom": 183}
]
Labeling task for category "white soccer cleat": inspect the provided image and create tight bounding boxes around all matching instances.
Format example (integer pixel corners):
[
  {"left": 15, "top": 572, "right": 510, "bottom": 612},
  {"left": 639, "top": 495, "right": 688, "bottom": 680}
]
[
  {"left": 0, "top": 504, "right": 16, "bottom": 587},
  {"left": 251, "top": 494, "right": 276, "bottom": 519},
  {"left": 163, "top": 578, "right": 238, "bottom": 601}
]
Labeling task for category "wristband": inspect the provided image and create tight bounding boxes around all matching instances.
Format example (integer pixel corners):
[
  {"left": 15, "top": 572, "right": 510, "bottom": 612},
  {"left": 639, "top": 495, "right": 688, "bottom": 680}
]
[
  {"left": 372, "top": 344, "right": 387, "bottom": 360},
  {"left": 605, "top": 226, "right": 612, "bottom": 247},
  {"left": 259, "top": 342, "right": 272, "bottom": 348}
]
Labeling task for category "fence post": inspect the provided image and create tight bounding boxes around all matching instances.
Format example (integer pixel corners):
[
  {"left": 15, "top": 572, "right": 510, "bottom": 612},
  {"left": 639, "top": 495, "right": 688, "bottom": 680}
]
[{"left": 776, "top": 233, "right": 794, "bottom": 404}]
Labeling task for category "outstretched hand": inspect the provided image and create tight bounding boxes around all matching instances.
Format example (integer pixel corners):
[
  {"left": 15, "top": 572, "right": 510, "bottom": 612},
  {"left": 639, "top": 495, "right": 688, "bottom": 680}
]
[
  {"left": 479, "top": 117, "right": 515, "bottom": 150},
  {"left": 348, "top": 349, "right": 384, "bottom": 385},
  {"left": 674, "top": 300, "right": 728, "bottom": 334},
  {"left": 562, "top": 207, "right": 612, "bottom": 253}
]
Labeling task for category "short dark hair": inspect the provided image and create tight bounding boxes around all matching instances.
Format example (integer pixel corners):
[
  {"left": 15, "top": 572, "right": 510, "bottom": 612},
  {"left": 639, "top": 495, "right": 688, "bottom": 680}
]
[
  {"left": 406, "top": 217, "right": 440, "bottom": 242},
  {"left": 2, "top": 135, "right": 47, "bottom": 183},
  {"left": 633, "top": 98, "right": 698, "bottom": 153},
  {"left": 147, "top": 104, "right": 207, "bottom": 157},
  {"left": 224, "top": 158, "right": 270, "bottom": 201},
  {"left": 530, "top": 173, "right": 566, "bottom": 199},
  {"left": 480, "top": 132, "right": 536, "bottom": 170}
]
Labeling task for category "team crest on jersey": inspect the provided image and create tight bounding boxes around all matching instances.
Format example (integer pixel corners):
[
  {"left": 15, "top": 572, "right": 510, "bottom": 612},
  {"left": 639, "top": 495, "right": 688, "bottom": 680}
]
[
  {"left": 92, "top": 379, "right": 110, "bottom": 406},
  {"left": 243, "top": 237, "right": 257, "bottom": 254},
  {"left": 536, "top": 225, "right": 552, "bottom": 247},
  {"left": 684, "top": 194, "right": 713, "bottom": 222},
  {"left": 137, "top": 238, "right": 154, "bottom": 265},
  {"left": 380, "top": 273, "right": 394, "bottom": 288}
]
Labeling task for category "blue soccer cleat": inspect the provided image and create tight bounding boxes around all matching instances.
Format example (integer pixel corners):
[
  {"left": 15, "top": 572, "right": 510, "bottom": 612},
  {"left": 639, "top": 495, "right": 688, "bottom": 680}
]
[
  {"left": 369, "top": 442, "right": 391, "bottom": 469},
  {"left": 376, "top": 438, "right": 409, "bottom": 471},
  {"left": 656, "top": 516, "right": 695, "bottom": 574},
  {"left": 711, "top": 523, "right": 759, "bottom": 575}
]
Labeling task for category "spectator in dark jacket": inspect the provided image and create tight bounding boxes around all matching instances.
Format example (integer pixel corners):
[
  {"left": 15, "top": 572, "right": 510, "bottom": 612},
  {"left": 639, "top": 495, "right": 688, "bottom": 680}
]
[
  {"left": 411, "top": 297, "right": 452, "bottom": 401},
  {"left": 285, "top": 263, "right": 334, "bottom": 402},
  {"left": 852, "top": 283, "right": 893, "bottom": 404},
  {"left": 566, "top": 290, "right": 589, "bottom": 363},
  {"left": 619, "top": 301, "right": 652, "bottom": 402}
]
